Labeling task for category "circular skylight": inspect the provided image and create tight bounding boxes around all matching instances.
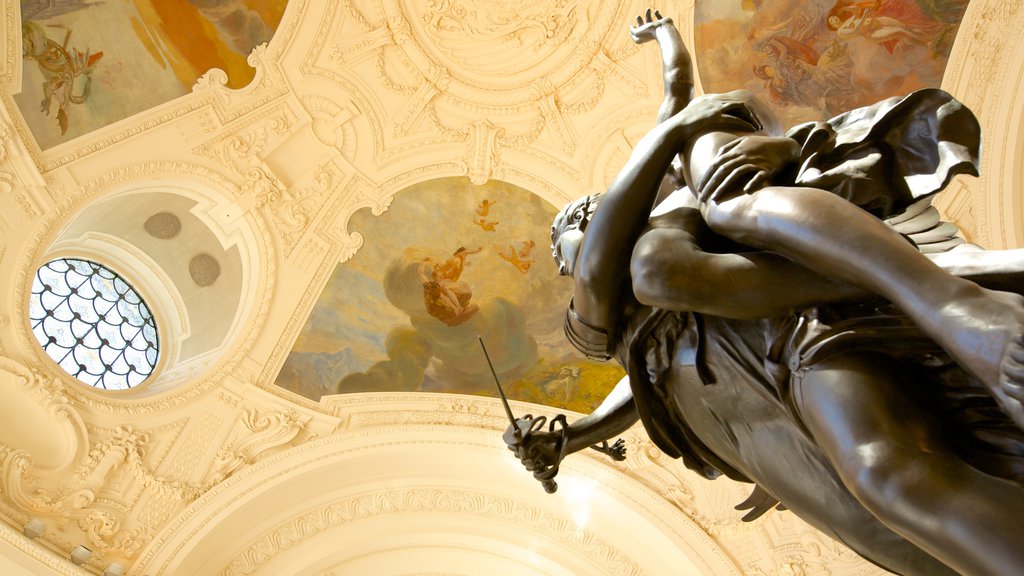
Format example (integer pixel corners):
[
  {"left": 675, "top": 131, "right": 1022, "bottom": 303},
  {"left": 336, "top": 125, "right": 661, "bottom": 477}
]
[{"left": 29, "top": 258, "right": 159, "bottom": 390}]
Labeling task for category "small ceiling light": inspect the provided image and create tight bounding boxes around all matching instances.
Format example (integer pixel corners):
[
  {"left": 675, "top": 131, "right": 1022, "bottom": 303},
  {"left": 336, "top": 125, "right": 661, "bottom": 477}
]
[
  {"left": 22, "top": 518, "right": 45, "bottom": 539},
  {"left": 69, "top": 545, "right": 92, "bottom": 566}
]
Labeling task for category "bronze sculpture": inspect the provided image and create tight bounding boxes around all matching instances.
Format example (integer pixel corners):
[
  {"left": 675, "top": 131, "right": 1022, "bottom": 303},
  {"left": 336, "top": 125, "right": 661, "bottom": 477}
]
[{"left": 508, "top": 10, "right": 1024, "bottom": 576}]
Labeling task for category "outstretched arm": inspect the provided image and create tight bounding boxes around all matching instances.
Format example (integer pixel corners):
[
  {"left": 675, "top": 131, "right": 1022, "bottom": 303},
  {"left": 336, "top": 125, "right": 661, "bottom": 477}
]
[
  {"left": 631, "top": 9, "right": 694, "bottom": 124},
  {"left": 563, "top": 376, "right": 638, "bottom": 452},
  {"left": 510, "top": 376, "right": 638, "bottom": 478}
]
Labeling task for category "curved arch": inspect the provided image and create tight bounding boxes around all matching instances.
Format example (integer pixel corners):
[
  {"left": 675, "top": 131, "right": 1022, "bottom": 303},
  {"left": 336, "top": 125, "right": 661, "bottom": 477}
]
[
  {"left": 135, "top": 398, "right": 741, "bottom": 576},
  {"left": 939, "top": 0, "right": 1024, "bottom": 249}
]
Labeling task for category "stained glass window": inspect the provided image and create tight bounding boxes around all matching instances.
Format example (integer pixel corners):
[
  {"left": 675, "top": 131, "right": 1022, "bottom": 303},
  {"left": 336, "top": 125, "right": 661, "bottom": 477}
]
[{"left": 29, "top": 259, "right": 159, "bottom": 390}]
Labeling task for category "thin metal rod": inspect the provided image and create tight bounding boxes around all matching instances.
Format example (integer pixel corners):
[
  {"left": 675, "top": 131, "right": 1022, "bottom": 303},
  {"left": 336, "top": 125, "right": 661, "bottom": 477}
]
[{"left": 478, "top": 335, "right": 519, "bottom": 433}]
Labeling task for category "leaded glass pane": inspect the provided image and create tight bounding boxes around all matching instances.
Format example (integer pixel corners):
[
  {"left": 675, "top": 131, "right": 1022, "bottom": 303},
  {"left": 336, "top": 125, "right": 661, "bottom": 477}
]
[{"left": 29, "top": 258, "right": 159, "bottom": 390}]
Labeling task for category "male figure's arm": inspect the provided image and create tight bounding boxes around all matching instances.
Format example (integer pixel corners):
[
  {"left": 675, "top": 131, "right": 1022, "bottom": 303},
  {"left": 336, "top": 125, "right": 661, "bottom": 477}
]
[
  {"left": 512, "top": 376, "right": 638, "bottom": 474},
  {"left": 632, "top": 193, "right": 869, "bottom": 319}
]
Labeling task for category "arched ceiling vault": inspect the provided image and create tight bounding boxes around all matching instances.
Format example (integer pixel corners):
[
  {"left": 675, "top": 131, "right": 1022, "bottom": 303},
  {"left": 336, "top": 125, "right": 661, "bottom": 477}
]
[{"left": 0, "top": 1, "right": 1021, "bottom": 574}]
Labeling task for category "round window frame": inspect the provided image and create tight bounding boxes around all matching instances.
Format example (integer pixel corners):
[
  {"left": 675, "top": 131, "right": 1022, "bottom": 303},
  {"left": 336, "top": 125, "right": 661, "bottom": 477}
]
[
  {"left": 27, "top": 235, "right": 189, "bottom": 394},
  {"left": 28, "top": 257, "right": 161, "bottom": 390}
]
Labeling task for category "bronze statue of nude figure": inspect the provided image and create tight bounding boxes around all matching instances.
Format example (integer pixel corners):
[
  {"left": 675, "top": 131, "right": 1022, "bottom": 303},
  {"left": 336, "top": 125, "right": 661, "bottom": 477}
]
[{"left": 510, "top": 10, "right": 1024, "bottom": 576}]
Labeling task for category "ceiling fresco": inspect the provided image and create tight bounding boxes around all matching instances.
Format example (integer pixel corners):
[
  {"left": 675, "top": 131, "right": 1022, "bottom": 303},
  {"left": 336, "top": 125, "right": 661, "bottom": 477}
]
[
  {"left": 694, "top": 0, "right": 969, "bottom": 127},
  {"left": 16, "top": 0, "right": 289, "bottom": 149},
  {"left": 276, "top": 178, "right": 625, "bottom": 412}
]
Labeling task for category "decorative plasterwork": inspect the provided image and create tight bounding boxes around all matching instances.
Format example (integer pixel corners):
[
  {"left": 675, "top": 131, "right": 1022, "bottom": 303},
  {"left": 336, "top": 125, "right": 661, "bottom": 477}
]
[
  {"left": 6, "top": 162, "right": 277, "bottom": 414},
  {"left": 0, "top": 110, "right": 49, "bottom": 225},
  {"left": 0, "top": 357, "right": 87, "bottom": 472},
  {"left": 301, "top": 0, "right": 660, "bottom": 197},
  {"left": 939, "top": 0, "right": 1024, "bottom": 248},
  {"left": 132, "top": 393, "right": 887, "bottom": 576},
  {"left": 1, "top": 2, "right": 1015, "bottom": 575},
  {"left": 0, "top": 358, "right": 160, "bottom": 563},
  {"left": 0, "top": 0, "right": 18, "bottom": 87},
  {"left": 0, "top": 0, "right": 309, "bottom": 174},
  {"left": 0, "top": 356, "right": 331, "bottom": 571},
  {"left": 222, "top": 488, "right": 646, "bottom": 576},
  {"left": 204, "top": 408, "right": 312, "bottom": 490}
]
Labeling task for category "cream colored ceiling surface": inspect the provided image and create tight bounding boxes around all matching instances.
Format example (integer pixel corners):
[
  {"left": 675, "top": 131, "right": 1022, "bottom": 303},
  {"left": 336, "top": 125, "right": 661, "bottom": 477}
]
[
  {"left": 0, "top": 0, "right": 1021, "bottom": 575},
  {"left": 935, "top": 0, "right": 1024, "bottom": 248}
]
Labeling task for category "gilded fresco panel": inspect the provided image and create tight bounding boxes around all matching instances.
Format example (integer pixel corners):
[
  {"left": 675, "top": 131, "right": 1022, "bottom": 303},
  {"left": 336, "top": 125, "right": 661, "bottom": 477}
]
[
  {"left": 16, "top": 0, "right": 289, "bottom": 149},
  {"left": 276, "top": 178, "right": 625, "bottom": 413},
  {"left": 695, "top": 0, "right": 969, "bottom": 127}
]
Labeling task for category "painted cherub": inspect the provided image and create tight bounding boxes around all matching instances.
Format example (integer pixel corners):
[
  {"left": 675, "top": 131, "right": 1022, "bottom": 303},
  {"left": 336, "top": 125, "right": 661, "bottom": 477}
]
[
  {"left": 497, "top": 240, "right": 536, "bottom": 274},
  {"left": 476, "top": 199, "right": 497, "bottom": 217},
  {"left": 473, "top": 218, "right": 498, "bottom": 232}
]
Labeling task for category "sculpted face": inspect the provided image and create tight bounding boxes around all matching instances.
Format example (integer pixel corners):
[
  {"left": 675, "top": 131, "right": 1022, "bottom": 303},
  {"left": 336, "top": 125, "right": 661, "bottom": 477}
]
[
  {"left": 551, "top": 194, "right": 602, "bottom": 277},
  {"left": 553, "top": 228, "right": 584, "bottom": 276}
]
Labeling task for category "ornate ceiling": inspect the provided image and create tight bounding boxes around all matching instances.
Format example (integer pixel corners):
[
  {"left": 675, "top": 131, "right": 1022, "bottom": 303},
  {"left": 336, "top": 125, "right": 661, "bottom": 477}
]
[{"left": 0, "top": 0, "right": 1022, "bottom": 574}]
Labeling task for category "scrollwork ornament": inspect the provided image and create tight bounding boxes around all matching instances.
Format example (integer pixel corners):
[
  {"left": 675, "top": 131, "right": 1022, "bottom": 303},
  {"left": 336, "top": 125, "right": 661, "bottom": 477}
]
[
  {"left": 247, "top": 42, "right": 271, "bottom": 69},
  {"left": 78, "top": 509, "right": 150, "bottom": 557},
  {"left": 193, "top": 68, "right": 230, "bottom": 94},
  {"left": 24, "top": 368, "right": 75, "bottom": 421},
  {"left": 241, "top": 166, "right": 285, "bottom": 207},
  {"left": 204, "top": 408, "right": 311, "bottom": 488}
]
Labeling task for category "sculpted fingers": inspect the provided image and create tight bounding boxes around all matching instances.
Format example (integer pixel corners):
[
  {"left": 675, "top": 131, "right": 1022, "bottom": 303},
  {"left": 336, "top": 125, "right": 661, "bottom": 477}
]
[
  {"left": 1004, "top": 345, "right": 1024, "bottom": 401},
  {"left": 631, "top": 9, "right": 670, "bottom": 42},
  {"left": 711, "top": 164, "right": 761, "bottom": 203},
  {"left": 719, "top": 101, "right": 761, "bottom": 130},
  {"left": 703, "top": 164, "right": 760, "bottom": 204},
  {"left": 713, "top": 137, "right": 744, "bottom": 159},
  {"left": 698, "top": 155, "right": 743, "bottom": 201},
  {"left": 1006, "top": 382, "right": 1024, "bottom": 403},
  {"left": 743, "top": 170, "right": 769, "bottom": 193}
]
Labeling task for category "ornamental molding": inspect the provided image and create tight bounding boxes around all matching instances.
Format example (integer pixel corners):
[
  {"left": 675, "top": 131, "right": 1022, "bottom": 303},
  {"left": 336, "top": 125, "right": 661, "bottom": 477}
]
[
  {"left": 0, "top": 422, "right": 191, "bottom": 562},
  {"left": 219, "top": 487, "right": 645, "bottom": 576},
  {"left": 129, "top": 392, "right": 890, "bottom": 575},
  {"left": 321, "top": 393, "right": 885, "bottom": 575},
  {"left": 939, "top": 0, "right": 1024, "bottom": 248},
  {"left": 0, "top": 111, "right": 50, "bottom": 220},
  {"left": 0, "top": 1, "right": 19, "bottom": 87},
  {"left": 297, "top": 0, "right": 661, "bottom": 194},
  {"left": 7, "top": 161, "right": 277, "bottom": 415},
  {"left": 302, "top": 94, "right": 360, "bottom": 155},
  {"left": 3, "top": 0, "right": 305, "bottom": 174},
  {"left": 0, "top": 358, "right": 87, "bottom": 461},
  {"left": 204, "top": 408, "right": 312, "bottom": 490},
  {"left": 134, "top": 404, "right": 731, "bottom": 576},
  {"left": 0, "top": 521, "right": 80, "bottom": 576}
]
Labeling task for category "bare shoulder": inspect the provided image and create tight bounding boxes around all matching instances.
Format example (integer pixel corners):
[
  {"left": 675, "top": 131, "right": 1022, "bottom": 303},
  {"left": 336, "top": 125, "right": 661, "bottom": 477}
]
[{"left": 646, "top": 189, "right": 704, "bottom": 236}]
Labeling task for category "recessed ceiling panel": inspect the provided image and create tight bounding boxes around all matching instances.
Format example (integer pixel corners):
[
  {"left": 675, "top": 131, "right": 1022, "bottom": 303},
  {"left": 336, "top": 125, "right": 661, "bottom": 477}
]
[
  {"left": 16, "top": 0, "right": 290, "bottom": 149},
  {"left": 276, "top": 177, "right": 624, "bottom": 411},
  {"left": 694, "top": 0, "right": 970, "bottom": 127}
]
